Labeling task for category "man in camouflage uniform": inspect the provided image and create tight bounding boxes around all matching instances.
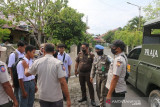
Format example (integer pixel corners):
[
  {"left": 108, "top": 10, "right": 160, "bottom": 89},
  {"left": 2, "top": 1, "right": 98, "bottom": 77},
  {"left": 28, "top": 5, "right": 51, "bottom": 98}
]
[
  {"left": 90, "top": 45, "right": 111, "bottom": 107},
  {"left": 34, "top": 44, "right": 45, "bottom": 59}
]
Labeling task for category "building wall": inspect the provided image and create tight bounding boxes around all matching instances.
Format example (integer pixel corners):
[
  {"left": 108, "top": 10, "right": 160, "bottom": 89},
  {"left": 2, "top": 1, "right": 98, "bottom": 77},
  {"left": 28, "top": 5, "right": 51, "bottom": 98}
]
[{"left": 10, "top": 30, "right": 30, "bottom": 44}]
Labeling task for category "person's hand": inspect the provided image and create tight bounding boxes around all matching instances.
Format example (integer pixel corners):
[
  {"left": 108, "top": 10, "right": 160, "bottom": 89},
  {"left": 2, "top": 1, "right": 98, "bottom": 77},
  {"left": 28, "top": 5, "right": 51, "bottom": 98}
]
[
  {"left": 35, "top": 85, "right": 38, "bottom": 93},
  {"left": 22, "top": 60, "right": 29, "bottom": 69},
  {"left": 75, "top": 70, "right": 78, "bottom": 77},
  {"left": 62, "top": 66, "right": 65, "bottom": 71},
  {"left": 90, "top": 78, "right": 93, "bottom": 83},
  {"left": 22, "top": 91, "right": 28, "bottom": 99},
  {"left": 66, "top": 98, "right": 71, "bottom": 107},
  {"left": 106, "top": 93, "right": 112, "bottom": 100},
  {"left": 13, "top": 99, "right": 18, "bottom": 107}
]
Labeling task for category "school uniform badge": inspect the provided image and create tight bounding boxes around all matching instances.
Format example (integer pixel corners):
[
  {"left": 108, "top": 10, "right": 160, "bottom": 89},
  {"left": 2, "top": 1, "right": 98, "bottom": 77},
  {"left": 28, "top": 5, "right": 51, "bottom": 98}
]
[{"left": 0, "top": 65, "right": 6, "bottom": 72}]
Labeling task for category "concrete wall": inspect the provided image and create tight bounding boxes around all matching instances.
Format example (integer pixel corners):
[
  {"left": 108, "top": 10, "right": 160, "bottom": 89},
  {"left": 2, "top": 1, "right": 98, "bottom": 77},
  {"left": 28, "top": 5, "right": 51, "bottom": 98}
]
[
  {"left": 69, "top": 45, "right": 77, "bottom": 76},
  {"left": 1, "top": 45, "right": 16, "bottom": 62}
]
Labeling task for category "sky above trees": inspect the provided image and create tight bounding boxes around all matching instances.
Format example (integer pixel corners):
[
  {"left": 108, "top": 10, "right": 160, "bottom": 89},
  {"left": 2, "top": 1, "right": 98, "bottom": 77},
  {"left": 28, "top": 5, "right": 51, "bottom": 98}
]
[{"left": 68, "top": 0, "right": 153, "bottom": 35}]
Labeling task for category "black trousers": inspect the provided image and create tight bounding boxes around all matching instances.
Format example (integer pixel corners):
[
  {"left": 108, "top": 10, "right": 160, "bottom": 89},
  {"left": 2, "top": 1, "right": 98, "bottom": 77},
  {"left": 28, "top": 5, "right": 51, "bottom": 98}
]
[
  {"left": 79, "top": 73, "right": 95, "bottom": 100},
  {"left": 39, "top": 99, "right": 63, "bottom": 107},
  {"left": 110, "top": 91, "right": 125, "bottom": 107},
  {"left": 0, "top": 101, "right": 13, "bottom": 107}
]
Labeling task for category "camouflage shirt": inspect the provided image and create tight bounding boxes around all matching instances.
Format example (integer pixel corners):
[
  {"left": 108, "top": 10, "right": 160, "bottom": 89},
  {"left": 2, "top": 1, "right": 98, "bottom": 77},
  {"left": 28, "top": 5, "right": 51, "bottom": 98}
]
[{"left": 91, "top": 54, "right": 111, "bottom": 78}]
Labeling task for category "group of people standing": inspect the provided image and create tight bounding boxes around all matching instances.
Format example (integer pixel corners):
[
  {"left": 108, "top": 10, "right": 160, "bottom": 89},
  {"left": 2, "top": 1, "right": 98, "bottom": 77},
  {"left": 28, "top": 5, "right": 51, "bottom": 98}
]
[
  {"left": 75, "top": 40, "right": 127, "bottom": 107},
  {"left": 0, "top": 40, "right": 127, "bottom": 107}
]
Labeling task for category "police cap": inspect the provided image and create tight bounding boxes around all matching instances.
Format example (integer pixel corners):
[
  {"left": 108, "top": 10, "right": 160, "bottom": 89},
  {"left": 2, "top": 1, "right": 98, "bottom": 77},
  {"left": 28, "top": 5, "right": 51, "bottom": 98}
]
[{"left": 95, "top": 45, "right": 104, "bottom": 50}]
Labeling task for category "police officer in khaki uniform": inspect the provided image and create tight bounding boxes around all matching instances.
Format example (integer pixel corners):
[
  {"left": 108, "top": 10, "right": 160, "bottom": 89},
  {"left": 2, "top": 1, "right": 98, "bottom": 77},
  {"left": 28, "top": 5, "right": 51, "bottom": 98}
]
[
  {"left": 23, "top": 43, "right": 71, "bottom": 107},
  {"left": 75, "top": 43, "right": 96, "bottom": 106},
  {"left": 0, "top": 46, "right": 18, "bottom": 107},
  {"left": 90, "top": 45, "right": 111, "bottom": 107},
  {"left": 106, "top": 40, "right": 127, "bottom": 107}
]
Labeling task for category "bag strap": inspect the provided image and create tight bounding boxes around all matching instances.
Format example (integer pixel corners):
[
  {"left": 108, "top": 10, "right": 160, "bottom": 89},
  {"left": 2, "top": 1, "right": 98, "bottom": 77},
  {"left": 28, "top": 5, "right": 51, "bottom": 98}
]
[
  {"left": 13, "top": 51, "right": 18, "bottom": 62},
  {"left": 63, "top": 53, "right": 66, "bottom": 63},
  {"left": 121, "top": 54, "right": 127, "bottom": 69}
]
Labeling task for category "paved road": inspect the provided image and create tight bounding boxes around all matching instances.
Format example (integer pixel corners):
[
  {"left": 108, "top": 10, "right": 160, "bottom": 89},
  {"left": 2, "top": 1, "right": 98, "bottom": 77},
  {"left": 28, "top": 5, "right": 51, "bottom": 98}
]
[{"left": 33, "top": 76, "right": 148, "bottom": 107}]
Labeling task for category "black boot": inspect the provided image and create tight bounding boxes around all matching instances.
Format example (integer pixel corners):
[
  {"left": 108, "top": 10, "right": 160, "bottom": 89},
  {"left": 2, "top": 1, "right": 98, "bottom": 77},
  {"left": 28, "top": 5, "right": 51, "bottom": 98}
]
[
  {"left": 91, "top": 100, "right": 96, "bottom": 106},
  {"left": 78, "top": 97, "right": 87, "bottom": 102}
]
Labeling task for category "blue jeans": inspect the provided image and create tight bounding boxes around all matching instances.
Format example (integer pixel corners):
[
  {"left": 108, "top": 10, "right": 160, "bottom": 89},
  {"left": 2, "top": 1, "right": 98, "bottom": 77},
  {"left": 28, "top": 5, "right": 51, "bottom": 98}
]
[{"left": 19, "top": 80, "right": 35, "bottom": 107}]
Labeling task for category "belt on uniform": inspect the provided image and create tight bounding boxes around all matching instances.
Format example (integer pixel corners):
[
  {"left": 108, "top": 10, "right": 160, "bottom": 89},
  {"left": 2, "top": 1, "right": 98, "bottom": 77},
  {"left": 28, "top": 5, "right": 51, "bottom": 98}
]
[
  {"left": 24, "top": 80, "right": 34, "bottom": 82},
  {"left": 96, "top": 73, "right": 107, "bottom": 77}
]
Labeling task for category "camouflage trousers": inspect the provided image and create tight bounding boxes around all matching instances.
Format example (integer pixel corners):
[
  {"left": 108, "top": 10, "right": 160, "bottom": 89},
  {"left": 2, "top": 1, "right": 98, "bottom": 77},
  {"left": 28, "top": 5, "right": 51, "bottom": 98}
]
[{"left": 96, "top": 74, "right": 108, "bottom": 107}]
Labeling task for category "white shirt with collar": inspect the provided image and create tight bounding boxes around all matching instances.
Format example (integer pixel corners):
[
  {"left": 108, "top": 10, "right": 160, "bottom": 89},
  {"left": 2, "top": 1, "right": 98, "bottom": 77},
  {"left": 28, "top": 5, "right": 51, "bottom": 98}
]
[
  {"left": 57, "top": 52, "right": 72, "bottom": 77},
  {"left": 106, "top": 52, "right": 127, "bottom": 93},
  {"left": 17, "top": 57, "right": 35, "bottom": 82},
  {"left": 8, "top": 49, "right": 25, "bottom": 67}
]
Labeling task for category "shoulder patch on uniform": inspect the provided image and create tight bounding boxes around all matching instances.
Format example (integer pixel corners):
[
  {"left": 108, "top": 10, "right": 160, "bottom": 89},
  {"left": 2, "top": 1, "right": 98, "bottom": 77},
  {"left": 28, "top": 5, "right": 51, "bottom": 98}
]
[
  {"left": 117, "top": 57, "right": 122, "bottom": 62},
  {"left": 116, "top": 61, "right": 122, "bottom": 67},
  {"left": 0, "top": 65, "right": 6, "bottom": 72}
]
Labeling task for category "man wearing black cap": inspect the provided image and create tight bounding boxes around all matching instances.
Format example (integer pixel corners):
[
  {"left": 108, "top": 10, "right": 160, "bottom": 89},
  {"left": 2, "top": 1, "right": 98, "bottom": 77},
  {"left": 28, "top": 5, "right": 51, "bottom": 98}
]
[{"left": 106, "top": 40, "right": 127, "bottom": 107}]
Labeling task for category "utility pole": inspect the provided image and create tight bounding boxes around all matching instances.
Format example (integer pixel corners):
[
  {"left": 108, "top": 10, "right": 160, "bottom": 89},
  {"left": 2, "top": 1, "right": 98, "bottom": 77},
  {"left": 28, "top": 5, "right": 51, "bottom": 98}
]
[
  {"left": 127, "top": 2, "right": 141, "bottom": 31},
  {"left": 86, "top": 15, "right": 88, "bottom": 26}
]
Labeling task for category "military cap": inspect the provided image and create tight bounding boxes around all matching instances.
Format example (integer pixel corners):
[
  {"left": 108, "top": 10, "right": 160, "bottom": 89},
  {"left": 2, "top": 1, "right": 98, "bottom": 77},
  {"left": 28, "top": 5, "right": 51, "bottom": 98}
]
[{"left": 95, "top": 45, "right": 104, "bottom": 50}]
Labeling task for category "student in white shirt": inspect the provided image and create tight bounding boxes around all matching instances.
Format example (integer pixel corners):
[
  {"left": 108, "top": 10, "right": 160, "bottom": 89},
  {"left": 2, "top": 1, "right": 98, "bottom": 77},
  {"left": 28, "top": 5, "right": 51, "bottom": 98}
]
[
  {"left": 8, "top": 40, "right": 26, "bottom": 103},
  {"left": 17, "top": 45, "right": 37, "bottom": 107},
  {"left": 57, "top": 44, "right": 72, "bottom": 82}
]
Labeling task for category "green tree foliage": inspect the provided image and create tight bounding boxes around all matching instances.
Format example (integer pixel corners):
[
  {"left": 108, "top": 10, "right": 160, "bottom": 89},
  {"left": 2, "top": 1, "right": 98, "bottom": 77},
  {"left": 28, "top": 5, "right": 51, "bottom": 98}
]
[
  {"left": 103, "top": 31, "right": 115, "bottom": 44},
  {"left": 0, "top": 0, "right": 67, "bottom": 46},
  {"left": 0, "top": 19, "right": 11, "bottom": 42},
  {"left": 103, "top": 28, "right": 122, "bottom": 43},
  {"left": 114, "top": 30, "right": 143, "bottom": 47},
  {"left": 143, "top": 0, "right": 160, "bottom": 20},
  {"left": 45, "top": 7, "right": 91, "bottom": 49},
  {"left": 124, "top": 16, "right": 146, "bottom": 31},
  {"left": 109, "top": 16, "right": 144, "bottom": 48}
]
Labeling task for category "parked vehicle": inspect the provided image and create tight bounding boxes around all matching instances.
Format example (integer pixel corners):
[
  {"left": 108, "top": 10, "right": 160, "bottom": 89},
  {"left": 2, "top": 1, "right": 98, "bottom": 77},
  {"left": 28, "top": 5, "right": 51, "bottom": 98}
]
[{"left": 127, "top": 17, "right": 160, "bottom": 107}]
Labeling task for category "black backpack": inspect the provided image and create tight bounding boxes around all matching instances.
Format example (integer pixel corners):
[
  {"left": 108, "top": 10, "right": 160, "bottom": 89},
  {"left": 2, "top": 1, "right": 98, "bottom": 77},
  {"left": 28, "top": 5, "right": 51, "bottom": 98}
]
[
  {"left": 121, "top": 55, "right": 130, "bottom": 81},
  {"left": 6, "top": 51, "right": 18, "bottom": 66},
  {"left": 11, "top": 58, "right": 24, "bottom": 88}
]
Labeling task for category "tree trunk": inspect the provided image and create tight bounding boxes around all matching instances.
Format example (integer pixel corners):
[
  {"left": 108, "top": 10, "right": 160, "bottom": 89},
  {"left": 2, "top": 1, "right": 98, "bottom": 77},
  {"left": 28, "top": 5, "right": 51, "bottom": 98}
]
[
  {"left": 37, "top": 31, "right": 42, "bottom": 47},
  {"left": 126, "top": 45, "right": 129, "bottom": 55},
  {"left": 33, "top": 34, "right": 39, "bottom": 47}
]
